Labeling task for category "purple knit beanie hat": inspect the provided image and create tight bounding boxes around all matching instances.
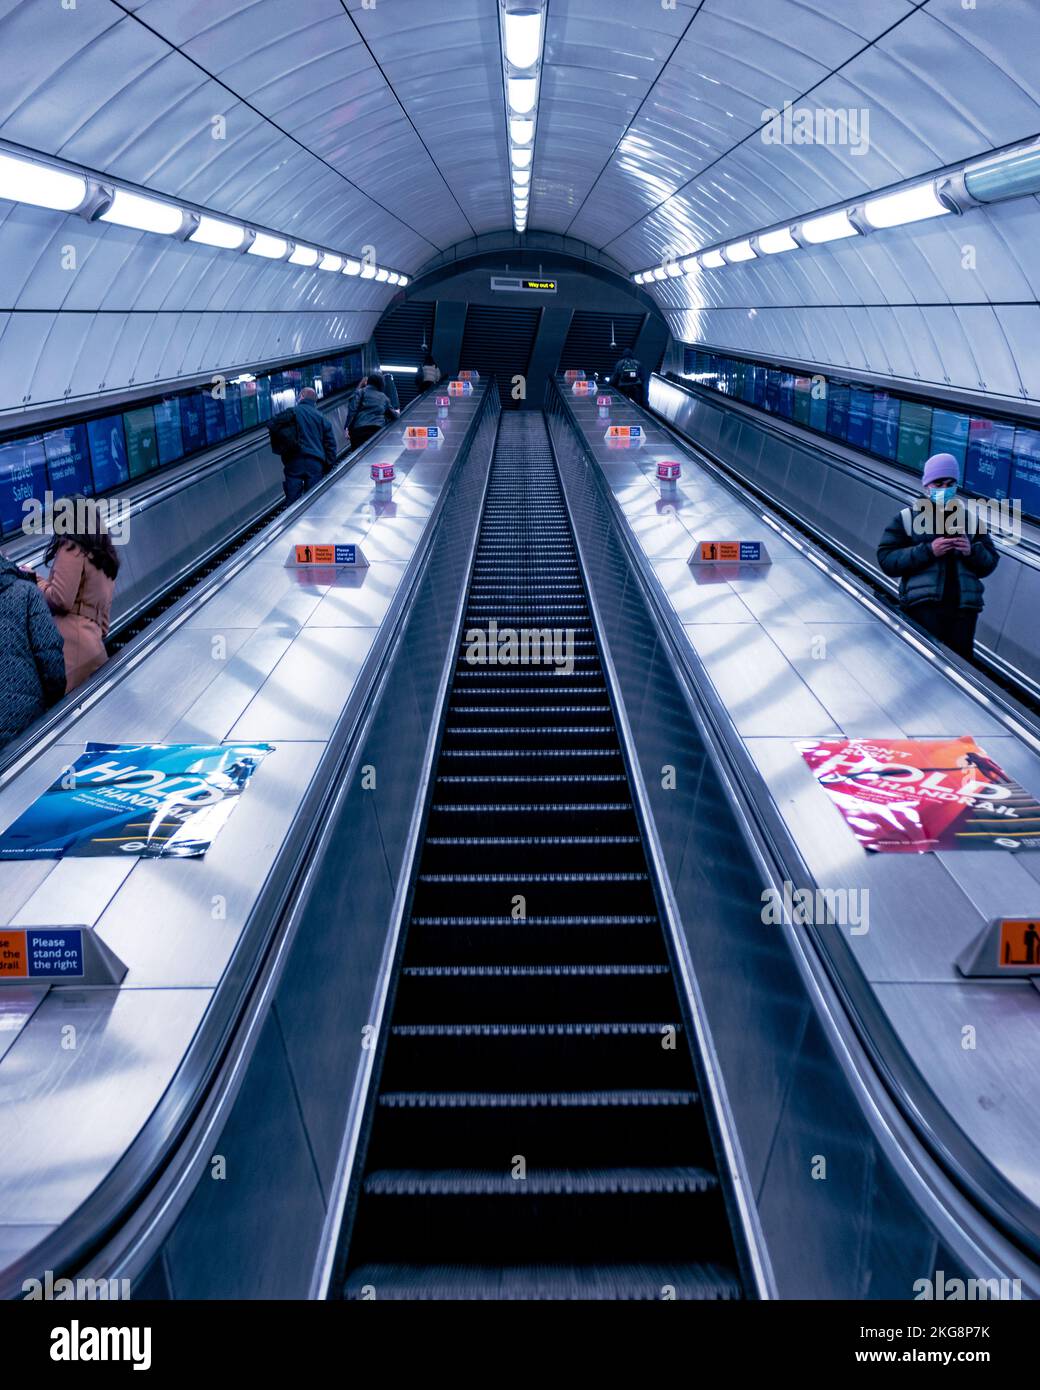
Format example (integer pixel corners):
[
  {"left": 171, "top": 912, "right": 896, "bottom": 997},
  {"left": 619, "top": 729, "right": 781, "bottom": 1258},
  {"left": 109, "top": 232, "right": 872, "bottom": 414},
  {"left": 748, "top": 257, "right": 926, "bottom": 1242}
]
[{"left": 922, "top": 452, "right": 960, "bottom": 488}]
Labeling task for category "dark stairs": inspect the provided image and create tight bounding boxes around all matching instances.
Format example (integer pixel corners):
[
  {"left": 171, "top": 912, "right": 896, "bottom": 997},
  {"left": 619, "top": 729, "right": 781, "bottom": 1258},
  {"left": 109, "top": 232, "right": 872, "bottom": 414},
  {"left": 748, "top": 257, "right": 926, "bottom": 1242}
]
[{"left": 340, "top": 412, "right": 745, "bottom": 1300}]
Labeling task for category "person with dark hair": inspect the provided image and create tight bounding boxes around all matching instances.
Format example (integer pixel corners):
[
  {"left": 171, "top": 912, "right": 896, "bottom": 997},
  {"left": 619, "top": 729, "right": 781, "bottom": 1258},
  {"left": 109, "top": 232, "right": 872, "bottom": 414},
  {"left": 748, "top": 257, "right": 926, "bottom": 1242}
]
[
  {"left": 36, "top": 518, "right": 120, "bottom": 693},
  {"left": 347, "top": 372, "right": 400, "bottom": 451},
  {"left": 418, "top": 352, "right": 441, "bottom": 393},
  {"left": 0, "top": 553, "right": 66, "bottom": 747}
]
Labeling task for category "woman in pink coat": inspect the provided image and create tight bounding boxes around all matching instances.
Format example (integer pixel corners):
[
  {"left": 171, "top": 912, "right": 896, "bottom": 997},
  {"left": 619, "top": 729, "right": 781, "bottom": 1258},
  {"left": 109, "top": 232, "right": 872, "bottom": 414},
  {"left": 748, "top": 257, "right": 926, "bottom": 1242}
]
[{"left": 37, "top": 526, "right": 120, "bottom": 693}]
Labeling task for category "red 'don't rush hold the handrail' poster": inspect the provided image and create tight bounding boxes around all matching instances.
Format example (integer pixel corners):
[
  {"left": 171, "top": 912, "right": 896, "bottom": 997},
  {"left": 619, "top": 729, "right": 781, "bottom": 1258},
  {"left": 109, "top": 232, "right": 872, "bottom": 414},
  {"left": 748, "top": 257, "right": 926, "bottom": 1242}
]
[{"left": 797, "top": 736, "right": 1040, "bottom": 853}]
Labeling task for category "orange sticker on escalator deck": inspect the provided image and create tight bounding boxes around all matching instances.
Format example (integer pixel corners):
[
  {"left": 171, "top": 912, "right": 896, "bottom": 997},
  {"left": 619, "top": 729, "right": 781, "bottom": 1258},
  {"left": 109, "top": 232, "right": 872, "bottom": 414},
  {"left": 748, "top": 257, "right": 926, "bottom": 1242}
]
[
  {"left": 700, "top": 541, "right": 740, "bottom": 562},
  {"left": 0, "top": 930, "right": 27, "bottom": 977},
  {"left": 998, "top": 918, "right": 1040, "bottom": 969},
  {"left": 295, "top": 544, "right": 336, "bottom": 564}
]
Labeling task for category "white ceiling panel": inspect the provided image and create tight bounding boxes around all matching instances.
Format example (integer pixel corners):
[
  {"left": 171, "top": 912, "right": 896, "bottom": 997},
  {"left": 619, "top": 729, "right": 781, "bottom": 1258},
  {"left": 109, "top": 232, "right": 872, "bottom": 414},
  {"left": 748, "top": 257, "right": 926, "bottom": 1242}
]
[{"left": 0, "top": 0, "right": 1038, "bottom": 413}]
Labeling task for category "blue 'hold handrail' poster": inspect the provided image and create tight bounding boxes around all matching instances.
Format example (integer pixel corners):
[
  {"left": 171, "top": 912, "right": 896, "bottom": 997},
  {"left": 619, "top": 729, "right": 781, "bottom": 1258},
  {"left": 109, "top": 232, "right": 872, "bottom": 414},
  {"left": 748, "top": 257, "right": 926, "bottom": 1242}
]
[{"left": 0, "top": 742, "right": 274, "bottom": 860}]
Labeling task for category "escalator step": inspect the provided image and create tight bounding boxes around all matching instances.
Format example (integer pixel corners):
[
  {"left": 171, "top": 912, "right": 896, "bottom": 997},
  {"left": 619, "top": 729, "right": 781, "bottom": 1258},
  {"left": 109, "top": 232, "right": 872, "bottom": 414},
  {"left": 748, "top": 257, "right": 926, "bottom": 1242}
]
[
  {"left": 364, "top": 1166, "right": 719, "bottom": 1197},
  {"left": 343, "top": 1262, "right": 743, "bottom": 1301}
]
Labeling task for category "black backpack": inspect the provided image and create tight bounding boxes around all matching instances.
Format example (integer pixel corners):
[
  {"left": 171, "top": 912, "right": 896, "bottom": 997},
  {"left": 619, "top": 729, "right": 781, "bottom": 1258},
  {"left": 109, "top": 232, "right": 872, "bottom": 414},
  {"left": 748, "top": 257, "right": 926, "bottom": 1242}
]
[{"left": 269, "top": 408, "right": 300, "bottom": 458}]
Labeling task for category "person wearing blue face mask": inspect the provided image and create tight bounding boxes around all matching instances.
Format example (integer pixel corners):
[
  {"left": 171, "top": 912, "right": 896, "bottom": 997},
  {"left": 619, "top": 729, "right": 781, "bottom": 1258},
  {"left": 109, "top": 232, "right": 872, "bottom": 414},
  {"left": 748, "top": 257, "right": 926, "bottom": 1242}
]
[{"left": 877, "top": 452, "right": 999, "bottom": 661}]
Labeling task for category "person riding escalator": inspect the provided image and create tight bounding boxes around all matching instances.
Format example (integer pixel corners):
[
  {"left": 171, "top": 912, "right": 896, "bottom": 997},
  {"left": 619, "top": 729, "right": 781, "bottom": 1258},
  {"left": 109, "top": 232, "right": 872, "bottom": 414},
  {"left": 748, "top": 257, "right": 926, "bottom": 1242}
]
[
  {"left": 610, "top": 354, "right": 645, "bottom": 408},
  {"left": 347, "top": 372, "right": 401, "bottom": 451}
]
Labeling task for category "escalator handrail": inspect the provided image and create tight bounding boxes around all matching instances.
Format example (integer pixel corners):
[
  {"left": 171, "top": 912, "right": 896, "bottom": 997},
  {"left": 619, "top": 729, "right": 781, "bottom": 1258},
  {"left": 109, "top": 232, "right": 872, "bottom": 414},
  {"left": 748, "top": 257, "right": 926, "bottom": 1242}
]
[
  {"left": 547, "top": 377, "right": 1040, "bottom": 1284},
  {"left": 0, "top": 384, "right": 500, "bottom": 1301}
]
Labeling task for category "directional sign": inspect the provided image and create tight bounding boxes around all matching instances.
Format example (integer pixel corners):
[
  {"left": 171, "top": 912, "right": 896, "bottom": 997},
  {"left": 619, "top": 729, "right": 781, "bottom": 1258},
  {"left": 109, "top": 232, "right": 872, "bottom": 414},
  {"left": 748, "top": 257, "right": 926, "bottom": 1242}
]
[
  {"left": 0, "top": 925, "right": 126, "bottom": 985},
  {"left": 490, "top": 277, "right": 557, "bottom": 293},
  {"left": 691, "top": 540, "right": 771, "bottom": 565},
  {"left": 604, "top": 424, "right": 643, "bottom": 448},
  {"left": 287, "top": 543, "right": 368, "bottom": 568}
]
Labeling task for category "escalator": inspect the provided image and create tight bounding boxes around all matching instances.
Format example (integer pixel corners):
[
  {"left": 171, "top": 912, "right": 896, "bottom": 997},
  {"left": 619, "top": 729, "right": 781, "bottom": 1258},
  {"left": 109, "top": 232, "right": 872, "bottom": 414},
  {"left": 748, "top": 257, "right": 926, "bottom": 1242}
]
[{"left": 339, "top": 412, "right": 747, "bottom": 1300}]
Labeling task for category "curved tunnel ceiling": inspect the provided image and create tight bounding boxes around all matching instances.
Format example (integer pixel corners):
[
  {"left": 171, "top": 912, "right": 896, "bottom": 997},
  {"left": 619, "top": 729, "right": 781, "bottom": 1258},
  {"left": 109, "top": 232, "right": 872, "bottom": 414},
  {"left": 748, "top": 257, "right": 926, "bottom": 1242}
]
[{"left": 0, "top": 0, "right": 1038, "bottom": 416}]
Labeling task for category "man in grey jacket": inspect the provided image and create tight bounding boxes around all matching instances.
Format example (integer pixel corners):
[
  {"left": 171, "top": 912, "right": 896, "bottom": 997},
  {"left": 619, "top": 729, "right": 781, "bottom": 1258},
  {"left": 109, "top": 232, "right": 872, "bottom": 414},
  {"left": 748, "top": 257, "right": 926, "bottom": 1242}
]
[{"left": 0, "top": 554, "right": 67, "bottom": 748}]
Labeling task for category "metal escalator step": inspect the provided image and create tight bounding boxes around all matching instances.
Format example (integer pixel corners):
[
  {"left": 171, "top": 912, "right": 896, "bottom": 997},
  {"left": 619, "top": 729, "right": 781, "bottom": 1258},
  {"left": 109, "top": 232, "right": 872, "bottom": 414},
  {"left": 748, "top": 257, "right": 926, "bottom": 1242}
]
[
  {"left": 342, "top": 1262, "right": 743, "bottom": 1301},
  {"left": 448, "top": 706, "right": 611, "bottom": 714},
  {"left": 348, "top": 1166, "right": 732, "bottom": 1265},
  {"left": 439, "top": 748, "right": 618, "bottom": 758},
  {"left": 435, "top": 774, "right": 627, "bottom": 781},
  {"left": 390, "top": 1021, "right": 674, "bottom": 1037},
  {"left": 445, "top": 726, "right": 613, "bottom": 736},
  {"left": 378, "top": 1086, "right": 693, "bottom": 1107},
  {"left": 430, "top": 803, "right": 633, "bottom": 813},
  {"left": 363, "top": 1166, "right": 720, "bottom": 1197},
  {"left": 410, "top": 914, "right": 657, "bottom": 926},
  {"left": 424, "top": 835, "right": 640, "bottom": 847},
  {"left": 364, "top": 1086, "right": 707, "bottom": 1165},
  {"left": 393, "top": 959, "right": 677, "bottom": 1022},
  {"left": 416, "top": 871, "right": 648, "bottom": 883}
]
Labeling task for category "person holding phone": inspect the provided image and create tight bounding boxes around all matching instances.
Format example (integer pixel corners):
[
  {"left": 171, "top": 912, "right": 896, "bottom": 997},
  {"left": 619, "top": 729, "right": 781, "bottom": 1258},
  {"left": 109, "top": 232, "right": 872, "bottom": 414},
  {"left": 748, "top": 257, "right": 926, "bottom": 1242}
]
[{"left": 877, "top": 452, "right": 999, "bottom": 661}]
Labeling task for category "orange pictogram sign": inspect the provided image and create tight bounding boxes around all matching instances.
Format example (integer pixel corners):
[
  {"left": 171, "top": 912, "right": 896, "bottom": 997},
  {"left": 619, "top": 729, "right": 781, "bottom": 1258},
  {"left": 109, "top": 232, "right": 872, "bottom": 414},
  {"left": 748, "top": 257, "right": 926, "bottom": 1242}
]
[{"left": 998, "top": 918, "right": 1040, "bottom": 969}]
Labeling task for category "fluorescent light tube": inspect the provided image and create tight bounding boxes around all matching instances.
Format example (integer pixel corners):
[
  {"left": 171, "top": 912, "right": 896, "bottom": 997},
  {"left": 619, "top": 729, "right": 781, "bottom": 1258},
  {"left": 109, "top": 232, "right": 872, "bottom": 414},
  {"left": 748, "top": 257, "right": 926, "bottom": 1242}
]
[
  {"left": 724, "top": 238, "right": 756, "bottom": 262},
  {"left": 863, "top": 182, "right": 949, "bottom": 229},
  {"left": 504, "top": 9, "right": 542, "bottom": 69},
  {"left": 248, "top": 231, "right": 289, "bottom": 258},
  {"left": 100, "top": 189, "right": 183, "bottom": 234},
  {"left": 0, "top": 153, "right": 86, "bottom": 211},
  {"left": 757, "top": 226, "right": 798, "bottom": 254},
  {"left": 800, "top": 209, "right": 858, "bottom": 243},
  {"left": 508, "top": 76, "right": 537, "bottom": 114}
]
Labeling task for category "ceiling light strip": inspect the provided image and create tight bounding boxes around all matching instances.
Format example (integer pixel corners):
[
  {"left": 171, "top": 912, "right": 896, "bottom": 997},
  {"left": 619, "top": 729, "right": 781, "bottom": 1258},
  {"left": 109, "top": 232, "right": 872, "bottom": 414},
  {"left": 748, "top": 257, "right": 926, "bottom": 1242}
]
[
  {"left": 0, "top": 142, "right": 410, "bottom": 285},
  {"left": 630, "top": 136, "right": 1040, "bottom": 285},
  {"left": 500, "top": 4, "right": 545, "bottom": 233}
]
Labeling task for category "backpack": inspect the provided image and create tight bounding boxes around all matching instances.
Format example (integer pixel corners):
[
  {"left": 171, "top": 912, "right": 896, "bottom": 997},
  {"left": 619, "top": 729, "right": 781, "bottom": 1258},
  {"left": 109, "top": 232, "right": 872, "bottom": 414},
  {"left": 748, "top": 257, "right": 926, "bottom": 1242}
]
[{"left": 269, "top": 408, "right": 300, "bottom": 459}]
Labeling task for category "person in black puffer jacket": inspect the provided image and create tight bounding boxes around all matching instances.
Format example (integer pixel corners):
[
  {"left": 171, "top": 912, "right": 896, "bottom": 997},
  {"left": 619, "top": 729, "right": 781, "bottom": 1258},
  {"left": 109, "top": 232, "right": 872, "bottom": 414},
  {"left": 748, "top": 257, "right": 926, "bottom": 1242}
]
[
  {"left": 877, "top": 452, "right": 999, "bottom": 661},
  {"left": 0, "top": 554, "right": 67, "bottom": 748}
]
